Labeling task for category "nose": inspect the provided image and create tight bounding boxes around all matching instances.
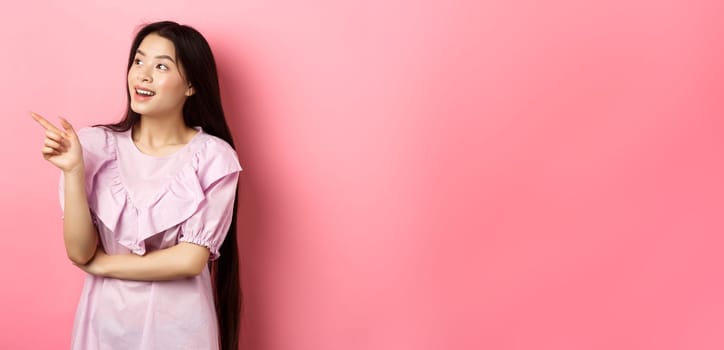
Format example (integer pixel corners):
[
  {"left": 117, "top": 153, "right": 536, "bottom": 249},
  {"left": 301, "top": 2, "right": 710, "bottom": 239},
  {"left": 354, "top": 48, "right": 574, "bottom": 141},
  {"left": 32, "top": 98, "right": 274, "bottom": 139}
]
[{"left": 136, "top": 66, "right": 152, "bottom": 83}]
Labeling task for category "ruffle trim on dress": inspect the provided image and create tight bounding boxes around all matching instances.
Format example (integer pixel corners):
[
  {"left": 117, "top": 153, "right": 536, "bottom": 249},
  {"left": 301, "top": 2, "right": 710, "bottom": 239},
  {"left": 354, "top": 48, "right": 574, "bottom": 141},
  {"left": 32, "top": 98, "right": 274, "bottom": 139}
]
[{"left": 85, "top": 127, "right": 240, "bottom": 255}]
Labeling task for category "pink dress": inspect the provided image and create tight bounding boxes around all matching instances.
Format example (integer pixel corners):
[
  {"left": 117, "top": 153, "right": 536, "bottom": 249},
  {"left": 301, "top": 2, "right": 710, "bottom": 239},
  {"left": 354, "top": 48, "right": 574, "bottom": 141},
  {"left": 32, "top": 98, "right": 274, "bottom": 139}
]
[{"left": 59, "top": 126, "right": 242, "bottom": 349}]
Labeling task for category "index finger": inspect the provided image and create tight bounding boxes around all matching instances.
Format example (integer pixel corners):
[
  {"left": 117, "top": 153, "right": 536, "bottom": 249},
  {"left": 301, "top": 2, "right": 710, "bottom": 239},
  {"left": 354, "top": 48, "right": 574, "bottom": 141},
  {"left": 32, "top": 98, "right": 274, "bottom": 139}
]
[{"left": 30, "top": 112, "right": 63, "bottom": 134}]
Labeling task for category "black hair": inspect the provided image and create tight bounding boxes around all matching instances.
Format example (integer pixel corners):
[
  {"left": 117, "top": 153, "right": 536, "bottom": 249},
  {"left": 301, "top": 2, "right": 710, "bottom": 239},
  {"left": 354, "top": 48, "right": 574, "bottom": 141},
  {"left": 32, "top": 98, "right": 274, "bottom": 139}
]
[{"left": 102, "top": 21, "right": 241, "bottom": 350}]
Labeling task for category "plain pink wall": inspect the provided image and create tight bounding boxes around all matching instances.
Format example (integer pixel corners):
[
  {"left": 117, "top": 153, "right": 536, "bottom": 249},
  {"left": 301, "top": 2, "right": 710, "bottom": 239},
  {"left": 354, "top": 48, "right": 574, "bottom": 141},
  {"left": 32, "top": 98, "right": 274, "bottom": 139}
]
[{"left": 2, "top": 0, "right": 724, "bottom": 349}]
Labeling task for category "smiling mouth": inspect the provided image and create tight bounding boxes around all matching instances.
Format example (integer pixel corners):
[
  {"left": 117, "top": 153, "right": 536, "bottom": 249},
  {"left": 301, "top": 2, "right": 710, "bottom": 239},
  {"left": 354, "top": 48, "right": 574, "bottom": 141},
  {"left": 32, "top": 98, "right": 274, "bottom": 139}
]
[{"left": 135, "top": 88, "right": 156, "bottom": 97}]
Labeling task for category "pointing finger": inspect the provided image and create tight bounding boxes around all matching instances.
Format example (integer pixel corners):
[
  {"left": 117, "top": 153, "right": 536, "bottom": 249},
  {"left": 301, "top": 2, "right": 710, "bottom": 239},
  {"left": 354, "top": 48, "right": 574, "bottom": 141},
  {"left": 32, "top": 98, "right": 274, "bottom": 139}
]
[{"left": 30, "top": 112, "right": 63, "bottom": 134}]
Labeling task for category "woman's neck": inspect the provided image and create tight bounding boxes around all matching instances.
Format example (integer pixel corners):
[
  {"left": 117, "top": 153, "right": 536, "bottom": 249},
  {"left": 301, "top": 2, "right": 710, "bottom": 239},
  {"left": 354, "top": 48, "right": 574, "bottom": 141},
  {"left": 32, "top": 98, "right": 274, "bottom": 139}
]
[{"left": 132, "top": 116, "right": 196, "bottom": 148}]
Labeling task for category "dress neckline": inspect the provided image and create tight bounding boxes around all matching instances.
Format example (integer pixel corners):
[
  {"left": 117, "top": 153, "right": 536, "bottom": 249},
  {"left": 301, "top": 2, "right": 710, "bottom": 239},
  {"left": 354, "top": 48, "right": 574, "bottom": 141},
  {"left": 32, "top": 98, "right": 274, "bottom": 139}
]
[{"left": 126, "top": 126, "right": 204, "bottom": 159}]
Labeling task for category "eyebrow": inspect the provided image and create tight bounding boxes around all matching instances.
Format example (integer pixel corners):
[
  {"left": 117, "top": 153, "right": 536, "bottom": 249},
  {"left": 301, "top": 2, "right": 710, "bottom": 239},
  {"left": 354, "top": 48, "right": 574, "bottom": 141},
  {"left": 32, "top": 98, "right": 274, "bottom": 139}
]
[{"left": 136, "top": 49, "right": 176, "bottom": 63}]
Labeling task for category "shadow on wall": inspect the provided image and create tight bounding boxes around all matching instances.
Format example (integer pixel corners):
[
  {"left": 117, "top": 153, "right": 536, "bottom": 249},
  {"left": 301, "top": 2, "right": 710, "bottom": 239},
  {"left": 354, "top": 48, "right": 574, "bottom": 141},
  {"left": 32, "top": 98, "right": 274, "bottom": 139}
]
[{"left": 215, "top": 39, "right": 278, "bottom": 350}]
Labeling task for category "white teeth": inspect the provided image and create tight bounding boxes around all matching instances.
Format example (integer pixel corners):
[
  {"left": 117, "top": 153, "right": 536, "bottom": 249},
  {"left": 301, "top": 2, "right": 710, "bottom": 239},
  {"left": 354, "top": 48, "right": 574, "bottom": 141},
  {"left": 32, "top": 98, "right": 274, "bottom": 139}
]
[{"left": 136, "top": 89, "right": 155, "bottom": 96}]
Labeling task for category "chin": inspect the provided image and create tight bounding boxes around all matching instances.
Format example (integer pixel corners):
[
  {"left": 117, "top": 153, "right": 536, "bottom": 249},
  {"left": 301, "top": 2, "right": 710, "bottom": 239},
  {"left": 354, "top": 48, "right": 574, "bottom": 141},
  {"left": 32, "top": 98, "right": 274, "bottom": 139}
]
[
  {"left": 129, "top": 103, "right": 143, "bottom": 114},
  {"left": 130, "top": 103, "right": 152, "bottom": 116}
]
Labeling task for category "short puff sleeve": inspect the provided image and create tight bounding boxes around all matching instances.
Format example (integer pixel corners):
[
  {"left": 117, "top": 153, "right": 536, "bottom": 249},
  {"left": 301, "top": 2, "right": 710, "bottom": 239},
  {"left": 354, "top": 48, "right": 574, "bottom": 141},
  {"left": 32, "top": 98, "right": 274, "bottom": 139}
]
[{"left": 178, "top": 140, "right": 242, "bottom": 260}]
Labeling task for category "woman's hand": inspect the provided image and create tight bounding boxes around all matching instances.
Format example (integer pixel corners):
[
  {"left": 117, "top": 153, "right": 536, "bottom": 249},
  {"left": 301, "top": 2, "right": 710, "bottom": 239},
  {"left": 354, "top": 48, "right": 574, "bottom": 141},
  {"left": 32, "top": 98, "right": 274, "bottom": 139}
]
[{"left": 30, "top": 112, "right": 84, "bottom": 175}]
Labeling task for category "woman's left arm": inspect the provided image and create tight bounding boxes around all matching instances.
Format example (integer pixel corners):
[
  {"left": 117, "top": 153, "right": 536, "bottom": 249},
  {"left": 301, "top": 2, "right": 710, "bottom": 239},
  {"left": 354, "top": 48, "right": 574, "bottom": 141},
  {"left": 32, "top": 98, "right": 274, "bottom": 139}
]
[{"left": 77, "top": 243, "right": 210, "bottom": 281}]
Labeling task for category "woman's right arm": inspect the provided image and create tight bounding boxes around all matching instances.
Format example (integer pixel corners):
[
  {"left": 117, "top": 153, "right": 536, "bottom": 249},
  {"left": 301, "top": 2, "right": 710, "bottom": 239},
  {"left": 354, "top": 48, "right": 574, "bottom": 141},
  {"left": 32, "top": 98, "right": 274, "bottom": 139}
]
[
  {"left": 61, "top": 167, "right": 98, "bottom": 265},
  {"left": 32, "top": 112, "right": 98, "bottom": 265}
]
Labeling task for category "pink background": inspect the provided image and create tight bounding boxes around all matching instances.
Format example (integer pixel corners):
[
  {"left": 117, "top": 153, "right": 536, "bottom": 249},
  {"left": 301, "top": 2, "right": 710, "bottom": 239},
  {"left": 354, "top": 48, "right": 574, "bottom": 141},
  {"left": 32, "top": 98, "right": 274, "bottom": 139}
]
[{"left": 2, "top": 0, "right": 724, "bottom": 349}]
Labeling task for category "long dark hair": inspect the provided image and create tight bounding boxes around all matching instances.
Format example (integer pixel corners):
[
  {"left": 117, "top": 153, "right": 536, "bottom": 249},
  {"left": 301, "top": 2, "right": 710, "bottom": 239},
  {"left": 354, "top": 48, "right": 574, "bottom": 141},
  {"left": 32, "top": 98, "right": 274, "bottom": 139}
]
[{"left": 103, "top": 21, "right": 241, "bottom": 350}]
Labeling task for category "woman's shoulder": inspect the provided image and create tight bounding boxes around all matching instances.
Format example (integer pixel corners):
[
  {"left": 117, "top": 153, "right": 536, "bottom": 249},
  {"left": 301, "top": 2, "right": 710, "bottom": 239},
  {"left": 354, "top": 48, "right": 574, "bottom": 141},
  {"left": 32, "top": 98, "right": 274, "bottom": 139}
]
[
  {"left": 195, "top": 132, "right": 238, "bottom": 160},
  {"left": 192, "top": 131, "right": 242, "bottom": 187},
  {"left": 76, "top": 125, "right": 108, "bottom": 141},
  {"left": 76, "top": 125, "right": 127, "bottom": 145},
  {"left": 197, "top": 131, "right": 234, "bottom": 152},
  {"left": 75, "top": 125, "right": 122, "bottom": 156}
]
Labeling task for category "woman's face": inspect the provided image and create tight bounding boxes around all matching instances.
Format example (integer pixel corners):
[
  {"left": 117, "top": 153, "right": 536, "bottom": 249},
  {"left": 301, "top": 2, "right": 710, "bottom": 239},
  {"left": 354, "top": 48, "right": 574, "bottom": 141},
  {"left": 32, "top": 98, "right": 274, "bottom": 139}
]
[{"left": 127, "top": 33, "right": 194, "bottom": 118}]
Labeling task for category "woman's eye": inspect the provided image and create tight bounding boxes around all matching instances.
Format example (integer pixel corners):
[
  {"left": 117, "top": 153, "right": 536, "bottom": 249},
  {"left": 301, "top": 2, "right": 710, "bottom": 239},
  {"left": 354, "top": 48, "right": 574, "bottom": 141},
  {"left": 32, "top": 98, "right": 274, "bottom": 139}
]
[
  {"left": 157, "top": 64, "right": 168, "bottom": 71},
  {"left": 134, "top": 58, "right": 143, "bottom": 65}
]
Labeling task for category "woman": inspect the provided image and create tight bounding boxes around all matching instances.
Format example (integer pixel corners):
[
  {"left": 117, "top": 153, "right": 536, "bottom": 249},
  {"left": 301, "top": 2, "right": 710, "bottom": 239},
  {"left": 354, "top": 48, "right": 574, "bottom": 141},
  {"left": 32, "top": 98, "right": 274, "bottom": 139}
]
[{"left": 32, "top": 21, "right": 242, "bottom": 350}]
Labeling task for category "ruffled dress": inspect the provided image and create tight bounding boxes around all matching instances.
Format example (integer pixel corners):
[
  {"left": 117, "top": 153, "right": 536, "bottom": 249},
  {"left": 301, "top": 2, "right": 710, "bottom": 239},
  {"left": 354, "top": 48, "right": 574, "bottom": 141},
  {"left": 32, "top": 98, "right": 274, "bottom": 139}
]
[{"left": 58, "top": 126, "right": 242, "bottom": 350}]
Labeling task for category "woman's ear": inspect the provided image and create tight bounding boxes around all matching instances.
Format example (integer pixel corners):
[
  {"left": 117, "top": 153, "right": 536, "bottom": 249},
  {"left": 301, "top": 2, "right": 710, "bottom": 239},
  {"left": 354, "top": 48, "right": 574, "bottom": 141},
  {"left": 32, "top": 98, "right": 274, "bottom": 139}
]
[{"left": 185, "top": 84, "right": 195, "bottom": 96}]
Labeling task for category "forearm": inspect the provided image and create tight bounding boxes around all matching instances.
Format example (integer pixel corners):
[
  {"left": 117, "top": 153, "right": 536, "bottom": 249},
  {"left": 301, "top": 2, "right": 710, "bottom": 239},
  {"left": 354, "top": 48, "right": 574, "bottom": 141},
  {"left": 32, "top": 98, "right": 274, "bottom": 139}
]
[
  {"left": 91, "top": 243, "right": 210, "bottom": 281},
  {"left": 62, "top": 169, "right": 98, "bottom": 264}
]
